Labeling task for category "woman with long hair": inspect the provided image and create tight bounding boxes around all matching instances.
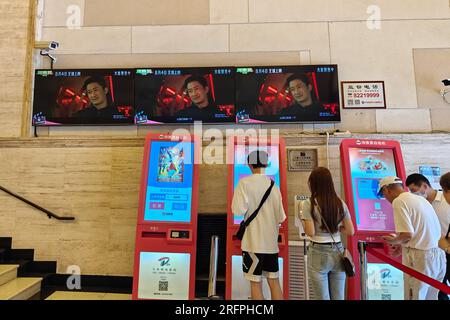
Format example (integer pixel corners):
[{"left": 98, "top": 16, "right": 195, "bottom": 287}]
[{"left": 300, "top": 167, "right": 354, "bottom": 300}]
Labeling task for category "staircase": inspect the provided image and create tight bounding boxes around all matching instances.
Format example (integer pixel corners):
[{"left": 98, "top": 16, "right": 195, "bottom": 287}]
[
  {"left": 0, "top": 237, "right": 133, "bottom": 300},
  {"left": 0, "top": 237, "right": 50, "bottom": 300}
]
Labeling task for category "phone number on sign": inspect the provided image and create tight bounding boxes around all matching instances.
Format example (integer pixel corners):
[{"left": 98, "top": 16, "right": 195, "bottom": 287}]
[{"left": 351, "top": 93, "right": 380, "bottom": 98}]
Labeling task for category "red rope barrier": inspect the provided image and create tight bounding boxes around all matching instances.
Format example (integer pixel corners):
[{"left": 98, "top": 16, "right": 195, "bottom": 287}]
[{"left": 366, "top": 247, "right": 450, "bottom": 295}]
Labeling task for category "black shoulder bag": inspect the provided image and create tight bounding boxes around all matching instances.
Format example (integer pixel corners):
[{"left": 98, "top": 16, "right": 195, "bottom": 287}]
[
  {"left": 316, "top": 208, "right": 355, "bottom": 277},
  {"left": 235, "top": 180, "right": 275, "bottom": 241}
]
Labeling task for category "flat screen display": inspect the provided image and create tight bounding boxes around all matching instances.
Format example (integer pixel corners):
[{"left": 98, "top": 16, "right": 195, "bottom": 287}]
[
  {"left": 231, "top": 255, "right": 283, "bottom": 300},
  {"left": 134, "top": 67, "right": 235, "bottom": 124},
  {"left": 144, "top": 141, "right": 194, "bottom": 223},
  {"left": 32, "top": 69, "right": 134, "bottom": 125},
  {"left": 235, "top": 65, "right": 340, "bottom": 124},
  {"left": 232, "top": 144, "right": 280, "bottom": 225},
  {"left": 138, "top": 252, "right": 190, "bottom": 300},
  {"left": 349, "top": 147, "right": 398, "bottom": 232},
  {"left": 367, "top": 263, "right": 404, "bottom": 300}
]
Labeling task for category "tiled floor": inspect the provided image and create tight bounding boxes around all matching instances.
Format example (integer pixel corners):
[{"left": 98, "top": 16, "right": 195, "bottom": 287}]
[{"left": 45, "top": 291, "right": 131, "bottom": 300}]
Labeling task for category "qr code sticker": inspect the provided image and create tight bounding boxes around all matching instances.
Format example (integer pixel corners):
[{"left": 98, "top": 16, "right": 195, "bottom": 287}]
[
  {"left": 159, "top": 281, "right": 168, "bottom": 292},
  {"left": 381, "top": 294, "right": 391, "bottom": 300}
]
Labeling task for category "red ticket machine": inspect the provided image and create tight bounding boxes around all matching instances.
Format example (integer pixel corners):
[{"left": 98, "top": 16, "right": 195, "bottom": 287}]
[
  {"left": 340, "top": 139, "right": 407, "bottom": 300},
  {"left": 132, "top": 133, "right": 200, "bottom": 300},
  {"left": 225, "top": 136, "right": 289, "bottom": 300}
]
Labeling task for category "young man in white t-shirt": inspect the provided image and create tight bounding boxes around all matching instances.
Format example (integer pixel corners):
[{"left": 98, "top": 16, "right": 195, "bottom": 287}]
[
  {"left": 406, "top": 173, "right": 450, "bottom": 236},
  {"left": 379, "top": 176, "right": 446, "bottom": 300},
  {"left": 437, "top": 172, "right": 450, "bottom": 299},
  {"left": 231, "top": 150, "right": 286, "bottom": 300}
]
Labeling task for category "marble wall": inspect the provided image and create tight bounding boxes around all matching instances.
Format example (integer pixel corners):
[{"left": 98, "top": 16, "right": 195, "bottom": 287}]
[{"left": 1, "top": 134, "right": 449, "bottom": 275}]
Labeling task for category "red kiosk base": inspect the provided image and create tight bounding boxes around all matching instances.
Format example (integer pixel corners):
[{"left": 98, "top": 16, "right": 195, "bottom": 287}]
[
  {"left": 225, "top": 135, "right": 289, "bottom": 300},
  {"left": 132, "top": 133, "right": 200, "bottom": 300},
  {"left": 340, "top": 138, "right": 406, "bottom": 300}
]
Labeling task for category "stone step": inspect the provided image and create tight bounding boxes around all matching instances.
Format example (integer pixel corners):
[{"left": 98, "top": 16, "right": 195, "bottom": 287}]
[
  {"left": 0, "top": 277, "right": 42, "bottom": 300},
  {"left": 0, "top": 265, "right": 18, "bottom": 286},
  {"left": 0, "top": 238, "right": 12, "bottom": 250},
  {"left": 46, "top": 291, "right": 131, "bottom": 300}
]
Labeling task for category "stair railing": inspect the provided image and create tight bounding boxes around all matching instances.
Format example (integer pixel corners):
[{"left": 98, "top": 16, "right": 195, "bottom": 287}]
[{"left": 0, "top": 185, "right": 75, "bottom": 221}]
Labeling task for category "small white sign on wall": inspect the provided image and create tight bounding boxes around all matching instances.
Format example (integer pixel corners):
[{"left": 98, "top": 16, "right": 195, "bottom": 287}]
[{"left": 341, "top": 81, "right": 386, "bottom": 109}]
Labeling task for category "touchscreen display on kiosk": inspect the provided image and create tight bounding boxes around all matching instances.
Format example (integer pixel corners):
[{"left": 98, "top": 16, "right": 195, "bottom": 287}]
[
  {"left": 232, "top": 145, "right": 280, "bottom": 225},
  {"left": 144, "top": 141, "right": 194, "bottom": 223},
  {"left": 349, "top": 147, "right": 398, "bottom": 232}
]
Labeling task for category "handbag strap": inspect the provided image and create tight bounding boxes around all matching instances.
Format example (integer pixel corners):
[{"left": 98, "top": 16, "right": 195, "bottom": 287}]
[
  {"left": 243, "top": 180, "right": 275, "bottom": 228},
  {"left": 314, "top": 203, "right": 345, "bottom": 256}
]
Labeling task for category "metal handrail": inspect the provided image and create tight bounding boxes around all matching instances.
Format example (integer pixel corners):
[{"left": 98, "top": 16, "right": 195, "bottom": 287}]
[
  {"left": 208, "top": 235, "right": 221, "bottom": 300},
  {"left": 358, "top": 241, "right": 368, "bottom": 300},
  {"left": 0, "top": 185, "right": 75, "bottom": 221}
]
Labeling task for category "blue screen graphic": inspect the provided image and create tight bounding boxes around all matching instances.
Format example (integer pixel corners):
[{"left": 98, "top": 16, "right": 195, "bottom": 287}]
[
  {"left": 144, "top": 141, "right": 194, "bottom": 223},
  {"left": 233, "top": 145, "right": 280, "bottom": 224},
  {"left": 349, "top": 147, "right": 397, "bottom": 231}
]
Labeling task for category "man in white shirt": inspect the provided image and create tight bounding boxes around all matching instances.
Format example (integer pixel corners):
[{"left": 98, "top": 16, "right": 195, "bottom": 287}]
[
  {"left": 379, "top": 176, "right": 446, "bottom": 300},
  {"left": 231, "top": 150, "right": 286, "bottom": 300},
  {"left": 406, "top": 174, "right": 450, "bottom": 236},
  {"left": 437, "top": 173, "right": 450, "bottom": 299},
  {"left": 406, "top": 173, "right": 450, "bottom": 299}
]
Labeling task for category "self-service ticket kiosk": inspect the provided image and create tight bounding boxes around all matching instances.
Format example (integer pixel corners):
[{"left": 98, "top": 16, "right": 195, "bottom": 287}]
[
  {"left": 340, "top": 139, "right": 406, "bottom": 300},
  {"left": 132, "top": 133, "right": 200, "bottom": 300},
  {"left": 225, "top": 136, "right": 289, "bottom": 300}
]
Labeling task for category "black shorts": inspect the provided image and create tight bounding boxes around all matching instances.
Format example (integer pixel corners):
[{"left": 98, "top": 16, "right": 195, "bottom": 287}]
[{"left": 242, "top": 251, "right": 279, "bottom": 282}]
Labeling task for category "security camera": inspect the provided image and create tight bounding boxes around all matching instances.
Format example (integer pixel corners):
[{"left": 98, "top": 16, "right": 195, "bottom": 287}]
[
  {"left": 442, "top": 79, "right": 450, "bottom": 86},
  {"left": 48, "top": 41, "right": 59, "bottom": 50},
  {"left": 34, "top": 41, "right": 59, "bottom": 50},
  {"left": 35, "top": 41, "right": 59, "bottom": 69}
]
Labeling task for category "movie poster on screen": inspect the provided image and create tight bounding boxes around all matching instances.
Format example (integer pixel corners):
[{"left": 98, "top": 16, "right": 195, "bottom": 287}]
[
  {"left": 157, "top": 146, "right": 185, "bottom": 183},
  {"left": 138, "top": 252, "right": 190, "bottom": 300},
  {"left": 145, "top": 141, "right": 194, "bottom": 223},
  {"left": 342, "top": 81, "right": 386, "bottom": 109}
]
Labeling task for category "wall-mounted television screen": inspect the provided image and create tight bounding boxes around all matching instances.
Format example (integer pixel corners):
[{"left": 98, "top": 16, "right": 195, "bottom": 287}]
[
  {"left": 235, "top": 65, "right": 340, "bottom": 124},
  {"left": 134, "top": 67, "right": 235, "bottom": 124},
  {"left": 32, "top": 69, "right": 134, "bottom": 125}
]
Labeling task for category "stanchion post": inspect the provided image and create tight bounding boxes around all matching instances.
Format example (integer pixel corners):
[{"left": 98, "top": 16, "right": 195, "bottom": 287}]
[
  {"left": 303, "top": 234, "right": 310, "bottom": 300},
  {"left": 358, "top": 241, "right": 368, "bottom": 300},
  {"left": 208, "top": 235, "right": 220, "bottom": 299}
]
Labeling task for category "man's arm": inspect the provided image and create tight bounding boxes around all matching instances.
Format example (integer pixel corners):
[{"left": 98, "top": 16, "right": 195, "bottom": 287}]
[
  {"left": 382, "top": 232, "right": 413, "bottom": 245},
  {"left": 439, "top": 236, "right": 450, "bottom": 253},
  {"left": 276, "top": 187, "right": 286, "bottom": 224}
]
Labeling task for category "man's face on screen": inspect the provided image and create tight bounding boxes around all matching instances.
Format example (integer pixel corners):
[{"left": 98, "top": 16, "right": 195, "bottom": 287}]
[
  {"left": 186, "top": 81, "right": 209, "bottom": 108},
  {"left": 289, "top": 79, "right": 312, "bottom": 106},
  {"left": 86, "top": 82, "right": 108, "bottom": 109}
]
